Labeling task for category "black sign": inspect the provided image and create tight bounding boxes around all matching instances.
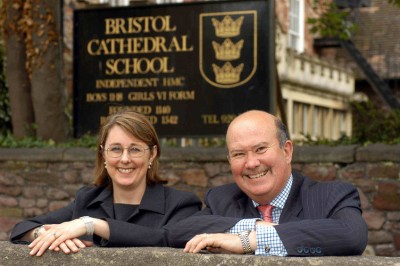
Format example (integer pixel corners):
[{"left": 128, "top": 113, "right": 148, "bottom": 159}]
[{"left": 73, "top": 0, "right": 275, "bottom": 137}]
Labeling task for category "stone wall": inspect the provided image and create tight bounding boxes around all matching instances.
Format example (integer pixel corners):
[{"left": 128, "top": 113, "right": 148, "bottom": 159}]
[
  {"left": 0, "top": 144, "right": 399, "bottom": 256},
  {"left": 1, "top": 241, "right": 399, "bottom": 266}
]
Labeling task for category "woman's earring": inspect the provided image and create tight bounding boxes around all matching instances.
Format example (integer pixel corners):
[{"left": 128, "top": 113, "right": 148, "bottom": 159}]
[
  {"left": 148, "top": 161, "right": 152, "bottom": 169},
  {"left": 104, "top": 161, "right": 107, "bottom": 169}
]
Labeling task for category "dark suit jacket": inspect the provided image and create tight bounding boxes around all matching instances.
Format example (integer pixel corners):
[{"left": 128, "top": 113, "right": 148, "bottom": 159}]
[
  {"left": 168, "top": 172, "right": 368, "bottom": 256},
  {"left": 10, "top": 183, "right": 201, "bottom": 247}
]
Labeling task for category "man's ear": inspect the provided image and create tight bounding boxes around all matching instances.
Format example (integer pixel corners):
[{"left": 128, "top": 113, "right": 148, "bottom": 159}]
[{"left": 283, "top": 140, "right": 293, "bottom": 164}]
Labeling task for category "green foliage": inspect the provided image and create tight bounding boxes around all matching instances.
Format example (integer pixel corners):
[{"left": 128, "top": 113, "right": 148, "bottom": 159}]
[
  {"left": 300, "top": 101, "right": 400, "bottom": 146},
  {"left": 388, "top": 0, "right": 400, "bottom": 7},
  {"left": 308, "top": 1, "right": 357, "bottom": 40},
  {"left": 299, "top": 133, "right": 355, "bottom": 146},
  {"left": 0, "top": 132, "right": 98, "bottom": 148},
  {"left": 351, "top": 101, "right": 400, "bottom": 145}
]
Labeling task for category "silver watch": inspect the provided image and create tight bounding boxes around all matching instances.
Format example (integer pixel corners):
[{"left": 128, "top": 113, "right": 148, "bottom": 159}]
[{"left": 238, "top": 230, "right": 253, "bottom": 254}]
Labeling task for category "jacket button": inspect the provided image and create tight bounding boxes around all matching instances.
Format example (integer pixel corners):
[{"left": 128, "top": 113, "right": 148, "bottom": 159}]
[
  {"left": 265, "top": 245, "right": 270, "bottom": 253},
  {"left": 303, "top": 247, "right": 310, "bottom": 254},
  {"left": 310, "top": 247, "right": 316, "bottom": 254},
  {"left": 297, "top": 247, "right": 303, "bottom": 254},
  {"left": 316, "top": 247, "right": 322, "bottom": 254}
]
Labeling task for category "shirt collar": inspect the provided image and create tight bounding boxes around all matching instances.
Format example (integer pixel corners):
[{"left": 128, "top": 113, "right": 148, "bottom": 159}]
[{"left": 252, "top": 174, "right": 293, "bottom": 209}]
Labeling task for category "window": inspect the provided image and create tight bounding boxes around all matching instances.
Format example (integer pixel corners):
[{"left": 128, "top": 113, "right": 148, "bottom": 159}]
[{"left": 289, "top": 0, "right": 304, "bottom": 53}]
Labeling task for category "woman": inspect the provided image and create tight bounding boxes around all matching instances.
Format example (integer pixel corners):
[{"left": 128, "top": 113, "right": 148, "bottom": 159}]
[{"left": 10, "top": 110, "right": 202, "bottom": 256}]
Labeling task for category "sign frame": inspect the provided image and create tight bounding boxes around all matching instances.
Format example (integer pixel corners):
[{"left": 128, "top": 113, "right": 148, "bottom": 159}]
[{"left": 73, "top": 0, "right": 276, "bottom": 137}]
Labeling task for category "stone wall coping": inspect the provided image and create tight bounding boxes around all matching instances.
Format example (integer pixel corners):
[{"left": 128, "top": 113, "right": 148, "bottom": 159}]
[
  {"left": 293, "top": 145, "right": 359, "bottom": 163},
  {"left": 0, "top": 144, "right": 399, "bottom": 163},
  {"left": 2, "top": 242, "right": 399, "bottom": 266},
  {"left": 356, "top": 143, "right": 400, "bottom": 162}
]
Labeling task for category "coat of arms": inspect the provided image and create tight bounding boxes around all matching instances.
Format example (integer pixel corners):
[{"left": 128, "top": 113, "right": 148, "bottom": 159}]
[{"left": 199, "top": 11, "right": 257, "bottom": 89}]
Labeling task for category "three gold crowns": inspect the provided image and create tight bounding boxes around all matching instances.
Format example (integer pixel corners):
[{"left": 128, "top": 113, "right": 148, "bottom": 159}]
[{"left": 211, "top": 15, "right": 244, "bottom": 85}]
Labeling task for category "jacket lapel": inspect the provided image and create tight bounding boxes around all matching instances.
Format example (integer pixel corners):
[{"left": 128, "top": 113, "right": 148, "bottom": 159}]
[
  {"left": 236, "top": 192, "right": 260, "bottom": 218},
  {"left": 125, "top": 184, "right": 165, "bottom": 221},
  {"left": 279, "top": 172, "right": 304, "bottom": 223},
  {"left": 88, "top": 185, "right": 115, "bottom": 218}
]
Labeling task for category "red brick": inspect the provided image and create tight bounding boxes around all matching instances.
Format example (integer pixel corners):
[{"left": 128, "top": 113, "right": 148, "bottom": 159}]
[
  {"left": 0, "top": 186, "right": 22, "bottom": 196},
  {"left": 372, "top": 183, "right": 400, "bottom": 211},
  {"left": 302, "top": 164, "right": 337, "bottom": 181},
  {"left": 210, "top": 175, "right": 234, "bottom": 187},
  {"left": 0, "top": 196, "right": 18, "bottom": 207},
  {"left": 46, "top": 188, "right": 70, "bottom": 200},
  {"left": 368, "top": 230, "right": 393, "bottom": 245},
  {"left": 353, "top": 179, "right": 377, "bottom": 193},
  {"left": 367, "top": 163, "right": 400, "bottom": 180},
  {"left": 179, "top": 169, "right": 208, "bottom": 187},
  {"left": 0, "top": 217, "right": 22, "bottom": 232},
  {"left": 338, "top": 164, "right": 366, "bottom": 180},
  {"left": 394, "top": 232, "right": 400, "bottom": 250},
  {"left": 363, "top": 211, "right": 385, "bottom": 230}
]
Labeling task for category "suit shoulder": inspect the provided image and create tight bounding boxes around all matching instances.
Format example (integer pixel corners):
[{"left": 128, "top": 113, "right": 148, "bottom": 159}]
[
  {"left": 206, "top": 183, "right": 243, "bottom": 200},
  {"left": 300, "top": 175, "right": 358, "bottom": 199},
  {"left": 73, "top": 185, "right": 107, "bottom": 200},
  {"left": 208, "top": 183, "right": 240, "bottom": 193}
]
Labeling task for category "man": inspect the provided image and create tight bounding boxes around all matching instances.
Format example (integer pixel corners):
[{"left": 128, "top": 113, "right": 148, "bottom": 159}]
[{"left": 168, "top": 110, "right": 368, "bottom": 256}]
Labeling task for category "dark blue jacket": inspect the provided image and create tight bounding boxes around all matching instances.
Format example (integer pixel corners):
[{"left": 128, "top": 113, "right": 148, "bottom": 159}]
[
  {"left": 168, "top": 172, "right": 368, "bottom": 256},
  {"left": 10, "top": 183, "right": 201, "bottom": 247}
]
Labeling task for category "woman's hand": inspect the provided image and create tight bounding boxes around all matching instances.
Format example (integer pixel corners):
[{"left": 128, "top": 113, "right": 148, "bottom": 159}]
[{"left": 28, "top": 219, "right": 88, "bottom": 256}]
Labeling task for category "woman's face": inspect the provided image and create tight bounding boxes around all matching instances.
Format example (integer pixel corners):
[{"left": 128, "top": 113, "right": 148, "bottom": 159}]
[{"left": 103, "top": 125, "right": 156, "bottom": 191}]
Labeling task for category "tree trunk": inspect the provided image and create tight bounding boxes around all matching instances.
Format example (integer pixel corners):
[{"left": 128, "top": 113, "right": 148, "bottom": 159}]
[
  {"left": 30, "top": 0, "right": 68, "bottom": 142},
  {"left": 4, "top": 0, "right": 35, "bottom": 138}
]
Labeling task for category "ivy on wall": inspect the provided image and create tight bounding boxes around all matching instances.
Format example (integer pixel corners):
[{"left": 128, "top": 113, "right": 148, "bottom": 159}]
[{"left": 0, "top": 0, "right": 59, "bottom": 79}]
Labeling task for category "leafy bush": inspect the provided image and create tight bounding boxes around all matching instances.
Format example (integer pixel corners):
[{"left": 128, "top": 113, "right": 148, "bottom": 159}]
[
  {"left": 299, "top": 101, "right": 400, "bottom": 146},
  {"left": 351, "top": 101, "right": 400, "bottom": 144},
  {"left": 308, "top": 1, "right": 357, "bottom": 40},
  {"left": 0, "top": 132, "right": 98, "bottom": 148}
]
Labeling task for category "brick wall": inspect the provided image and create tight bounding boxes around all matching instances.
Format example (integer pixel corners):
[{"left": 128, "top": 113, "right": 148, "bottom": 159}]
[{"left": 0, "top": 144, "right": 399, "bottom": 256}]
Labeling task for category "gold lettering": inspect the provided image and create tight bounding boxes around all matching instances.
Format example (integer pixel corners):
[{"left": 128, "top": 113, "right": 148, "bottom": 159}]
[
  {"left": 162, "top": 77, "right": 185, "bottom": 87},
  {"left": 201, "top": 114, "right": 220, "bottom": 124},
  {"left": 220, "top": 114, "right": 237, "bottom": 124},
  {"left": 86, "top": 93, "right": 108, "bottom": 102},
  {"left": 156, "top": 91, "right": 167, "bottom": 100},
  {"left": 106, "top": 16, "right": 177, "bottom": 35},
  {"left": 87, "top": 36, "right": 193, "bottom": 55},
  {"left": 105, "top": 18, "right": 127, "bottom": 35},
  {"left": 105, "top": 57, "right": 174, "bottom": 75},
  {"left": 161, "top": 115, "right": 178, "bottom": 125},
  {"left": 96, "top": 78, "right": 159, "bottom": 88},
  {"left": 146, "top": 115, "right": 158, "bottom": 124},
  {"left": 127, "top": 92, "right": 155, "bottom": 101},
  {"left": 108, "top": 92, "right": 124, "bottom": 102},
  {"left": 108, "top": 105, "right": 153, "bottom": 115},
  {"left": 168, "top": 90, "right": 195, "bottom": 100},
  {"left": 180, "top": 35, "right": 194, "bottom": 51},
  {"left": 155, "top": 105, "right": 172, "bottom": 115}
]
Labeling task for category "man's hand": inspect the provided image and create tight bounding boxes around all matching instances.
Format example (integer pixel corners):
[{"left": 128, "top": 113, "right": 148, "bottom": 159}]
[{"left": 184, "top": 231, "right": 256, "bottom": 254}]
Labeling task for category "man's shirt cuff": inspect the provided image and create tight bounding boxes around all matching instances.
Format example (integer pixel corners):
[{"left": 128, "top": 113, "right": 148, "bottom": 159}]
[
  {"left": 255, "top": 224, "right": 288, "bottom": 256},
  {"left": 229, "top": 219, "right": 258, "bottom": 234}
]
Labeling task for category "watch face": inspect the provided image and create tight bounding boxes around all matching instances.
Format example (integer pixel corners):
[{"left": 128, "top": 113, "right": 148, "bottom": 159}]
[{"left": 240, "top": 230, "right": 250, "bottom": 236}]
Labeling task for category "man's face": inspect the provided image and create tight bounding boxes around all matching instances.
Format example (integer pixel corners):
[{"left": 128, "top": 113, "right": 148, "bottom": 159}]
[{"left": 226, "top": 112, "right": 293, "bottom": 204}]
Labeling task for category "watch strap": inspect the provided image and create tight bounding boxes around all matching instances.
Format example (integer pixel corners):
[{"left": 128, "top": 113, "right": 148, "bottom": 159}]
[{"left": 238, "top": 230, "right": 253, "bottom": 254}]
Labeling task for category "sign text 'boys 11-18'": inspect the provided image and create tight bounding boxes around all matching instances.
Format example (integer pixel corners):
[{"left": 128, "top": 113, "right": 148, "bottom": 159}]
[{"left": 73, "top": 0, "right": 275, "bottom": 137}]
